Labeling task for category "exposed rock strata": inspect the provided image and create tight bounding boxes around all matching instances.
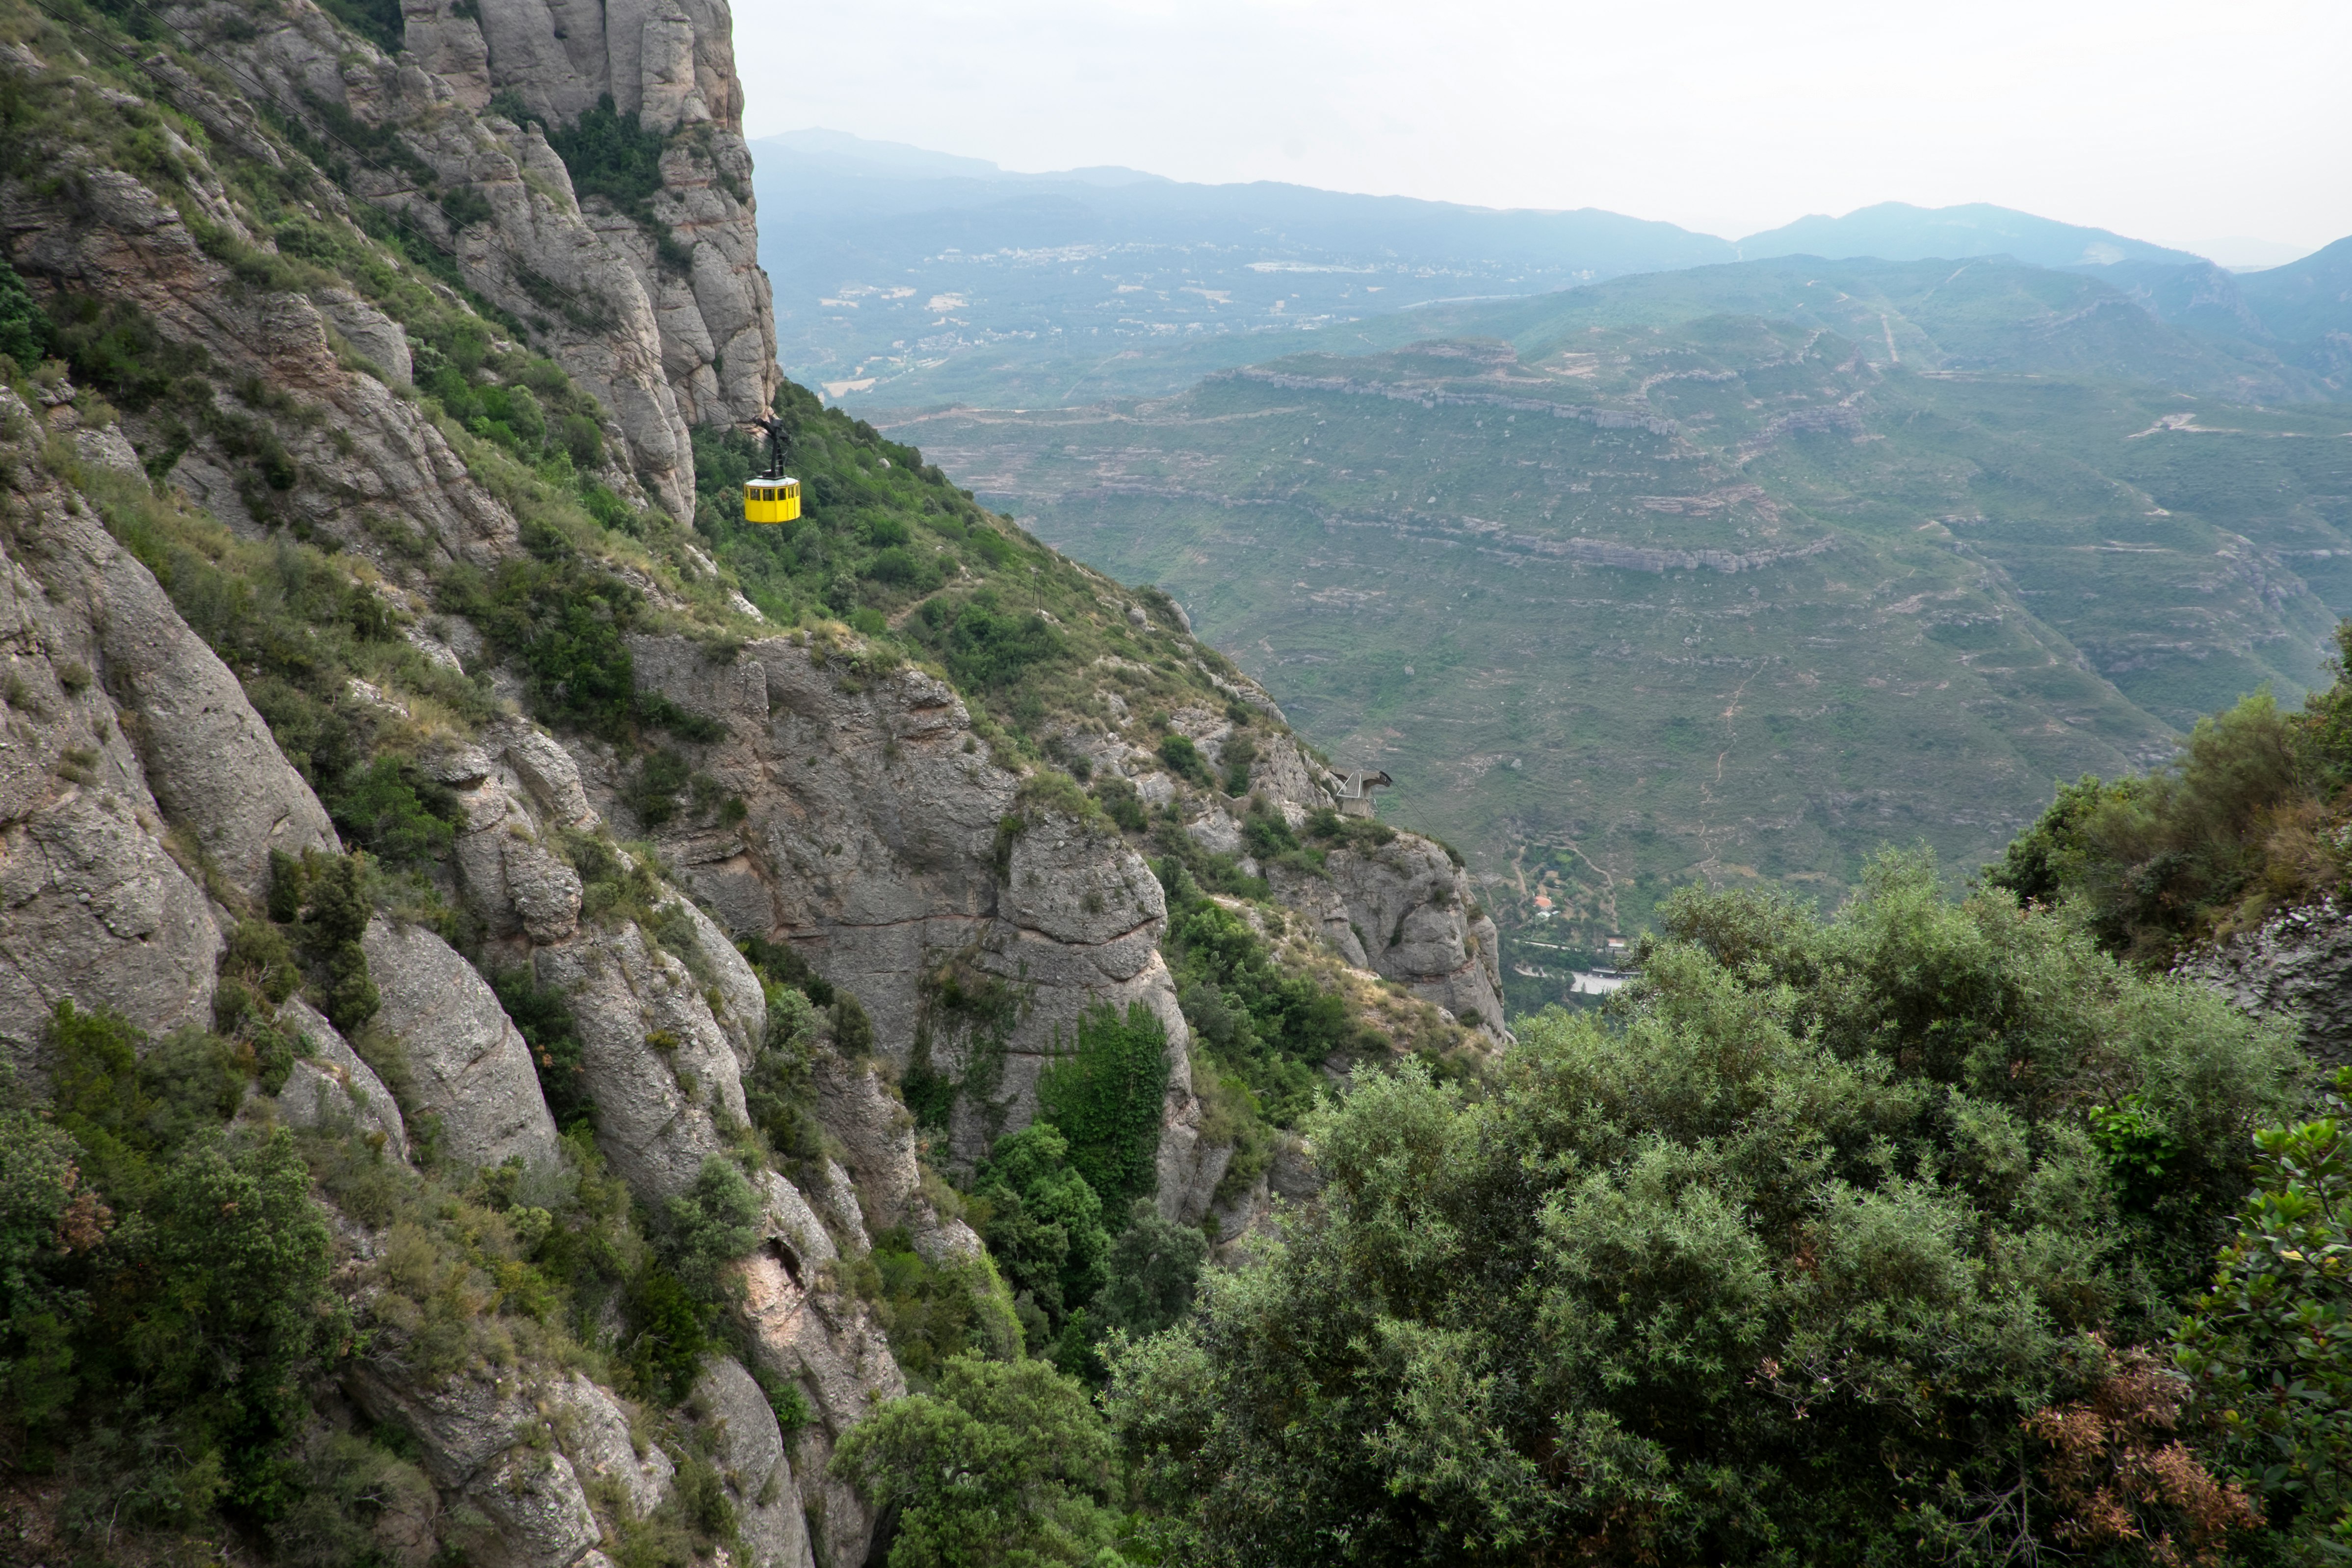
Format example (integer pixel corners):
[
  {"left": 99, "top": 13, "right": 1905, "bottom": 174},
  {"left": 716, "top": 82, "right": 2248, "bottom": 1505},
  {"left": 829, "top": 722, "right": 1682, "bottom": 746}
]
[
  {"left": 1, "top": 130, "right": 530, "bottom": 566},
  {"left": 612, "top": 633, "right": 1200, "bottom": 1166},
  {"left": 2178, "top": 898, "right": 2352, "bottom": 1069},
  {"left": 693, "top": 1356, "right": 817, "bottom": 1568}
]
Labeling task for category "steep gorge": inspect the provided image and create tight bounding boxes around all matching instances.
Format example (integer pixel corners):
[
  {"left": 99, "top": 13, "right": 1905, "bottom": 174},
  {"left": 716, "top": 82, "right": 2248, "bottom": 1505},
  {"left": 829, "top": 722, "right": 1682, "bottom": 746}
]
[{"left": 0, "top": 2, "right": 1500, "bottom": 1563}]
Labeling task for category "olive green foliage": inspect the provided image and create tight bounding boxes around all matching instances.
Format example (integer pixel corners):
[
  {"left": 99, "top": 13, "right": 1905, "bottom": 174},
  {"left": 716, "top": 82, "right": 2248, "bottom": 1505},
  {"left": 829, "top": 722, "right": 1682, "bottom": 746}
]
[
  {"left": 3, "top": 1003, "right": 341, "bottom": 1532},
  {"left": 832, "top": 1353, "right": 1124, "bottom": 1568},
  {"left": 1155, "top": 732, "right": 1212, "bottom": 788},
  {"left": 854, "top": 1228, "right": 1024, "bottom": 1388},
  {"left": 440, "top": 519, "right": 709, "bottom": 744},
  {"left": 269, "top": 849, "right": 382, "bottom": 1031},
  {"left": 742, "top": 983, "right": 828, "bottom": 1181},
  {"left": 2176, "top": 1065, "right": 2352, "bottom": 1560},
  {"left": 1159, "top": 864, "right": 1366, "bottom": 1127},
  {"left": 0, "top": 253, "right": 50, "bottom": 368},
  {"left": 1303, "top": 805, "right": 1396, "bottom": 851},
  {"left": 315, "top": 0, "right": 403, "bottom": 53},
  {"left": 1107, "top": 856, "right": 2303, "bottom": 1566},
  {"left": 1989, "top": 689, "right": 2328, "bottom": 964},
  {"left": 1036, "top": 1002, "right": 1170, "bottom": 1214},
  {"left": 88, "top": 462, "right": 485, "bottom": 872},
  {"left": 973, "top": 1124, "right": 1110, "bottom": 1335},
  {"left": 1094, "top": 1202, "right": 1208, "bottom": 1341},
  {"left": 664, "top": 1154, "right": 764, "bottom": 1298},
  {"left": 493, "top": 965, "right": 594, "bottom": 1130},
  {"left": 543, "top": 94, "right": 682, "bottom": 267}
]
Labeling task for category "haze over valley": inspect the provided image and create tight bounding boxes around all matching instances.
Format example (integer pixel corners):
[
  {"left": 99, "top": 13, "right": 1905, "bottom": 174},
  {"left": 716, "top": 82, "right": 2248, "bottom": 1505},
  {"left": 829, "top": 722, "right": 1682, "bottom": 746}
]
[{"left": 769, "top": 133, "right": 2352, "bottom": 996}]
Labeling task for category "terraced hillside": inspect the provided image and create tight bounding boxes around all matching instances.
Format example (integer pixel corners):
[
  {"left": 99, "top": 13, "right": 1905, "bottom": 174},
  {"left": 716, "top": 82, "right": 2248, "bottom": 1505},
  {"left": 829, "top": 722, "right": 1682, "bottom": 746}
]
[{"left": 888, "top": 258, "right": 2352, "bottom": 996}]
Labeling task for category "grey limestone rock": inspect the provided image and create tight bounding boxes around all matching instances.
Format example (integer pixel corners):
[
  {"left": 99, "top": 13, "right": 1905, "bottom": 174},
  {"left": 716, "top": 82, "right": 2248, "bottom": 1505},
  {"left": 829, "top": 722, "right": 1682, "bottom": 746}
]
[
  {"left": 529, "top": 917, "right": 749, "bottom": 1202},
  {"left": 810, "top": 1045, "right": 981, "bottom": 1261},
  {"left": 342, "top": 1363, "right": 621, "bottom": 1568},
  {"left": 2177, "top": 898, "right": 2352, "bottom": 1068},
  {"left": 0, "top": 408, "right": 230, "bottom": 1071},
  {"left": 1185, "top": 807, "right": 1244, "bottom": 858},
  {"left": 450, "top": 774, "right": 584, "bottom": 943},
  {"left": 363, "top": 917, "right": 562, "bottom": 1171},
  {"left": 693, "top": 1356, "right": 815, "bottom": 1568},
  {"left": 4, "top": 152, "right": 526, "bottom": 572},
  {"left": 68, "top": 494, "right": 340, "bottom": 898},
  {"left": 317, "top": 287, "right": 414, "bottom": 384},
  {"left": 735, "top": 1243, "right": 903, "bottom": 1568},
  {"left": 270, "top": 997, "right": 409, "bottom": 1158},
  {"left": 1275, "top": 835, "right": 1508, "bottom": 1036},
  {"left": 612, "top": 635, "right": 1202, "bottom": 1168},
  {"left": 553, "top": 1373, "right": 675, "bottom": 1520}
]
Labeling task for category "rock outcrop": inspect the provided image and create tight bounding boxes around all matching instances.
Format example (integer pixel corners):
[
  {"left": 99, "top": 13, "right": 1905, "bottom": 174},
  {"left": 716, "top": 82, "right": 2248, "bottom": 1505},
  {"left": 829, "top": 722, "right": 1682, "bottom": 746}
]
[
  {"left": 344, "top": 1362, "right": 670, "bottom": 1568},
  {"left": 364, "top": 915, "right": 564, "bottom": 1171},
  {"left": 402, "top": 0, "right": 779, "bottom": 429},
  {"left": 1, "top": 388, "right": 261, "bottom": 1073},
  {"left": 2178, "top": 898, "right": 2352, "bottom": 1069},
  {"left": 611, "top": 634, "right": 1200, "bottom": 1166},
  {"left": 692, "top": 1356, "right": 817, "bottom": 1568}
]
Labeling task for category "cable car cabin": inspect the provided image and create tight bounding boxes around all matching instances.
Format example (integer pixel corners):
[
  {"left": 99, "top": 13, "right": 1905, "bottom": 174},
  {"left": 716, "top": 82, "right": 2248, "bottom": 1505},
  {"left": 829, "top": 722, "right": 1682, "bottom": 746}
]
[{"left": 743, "top": 476, "right": 801, "bottom": 524}]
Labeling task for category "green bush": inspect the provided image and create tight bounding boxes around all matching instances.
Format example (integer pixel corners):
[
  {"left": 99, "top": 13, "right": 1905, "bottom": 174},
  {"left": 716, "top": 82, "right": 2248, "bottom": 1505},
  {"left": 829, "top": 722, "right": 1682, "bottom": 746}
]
[
  {"left": 270, "top": 850, "right": 380, "bottom": 1031},
  {"left": 545, "top": 95, "right": 667, "bottom": 220},
  {"left": 0, "top": 254, "right": 51, "bottom": 368},
  {"left": 831, "top": 1353, "right": 1123, "bottom": 1568},
  {"left": 857, "top": 1228, "right": 1022, "bottom": 1387},
  {"left": 2176, "top": 1065, "right": 2352, "bottom": 1556},
  {"left": 1107, "top": 855, "right": 2301, "bottom": 1565},
  {"left": 11, "top": 1004, "right": 341, "bottom": 1529},
  {"left": 1159, "top": 879, "right": 1360, "bottom": 1126},
  {"left": 329, "top": 756, "right": 459, "bottom": 867},
  {"left": 971, "top": 1125, "right": 1109, "bottom": 1332},
  {"left": 1155, "top": 732, "right": 1211, "bottom": 787},
  {"left": 493, "top": 967, "right": 593, "bottom": 1130},
  {"left": 1036, "top": 1002, "right": 1169, "bottom": 1215}
]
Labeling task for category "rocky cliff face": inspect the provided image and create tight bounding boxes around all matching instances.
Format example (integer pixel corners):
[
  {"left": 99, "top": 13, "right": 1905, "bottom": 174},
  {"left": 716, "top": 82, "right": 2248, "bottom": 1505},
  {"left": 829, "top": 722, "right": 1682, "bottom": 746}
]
[
  {"left": 99, "top": 0, "right": 778, "bottom": 519},
  {"left": 2177, "top": 898, "right": 2352, "bottom": 1069},
  {"left": 606, "top": 634, "right": 1198, "bottom": 1168},
  {"left": 401, "top": 0, "right": 781, "bottom": 448},
  {"left": 0, "top": 3, "right": 1506, "bottom": 1561}
]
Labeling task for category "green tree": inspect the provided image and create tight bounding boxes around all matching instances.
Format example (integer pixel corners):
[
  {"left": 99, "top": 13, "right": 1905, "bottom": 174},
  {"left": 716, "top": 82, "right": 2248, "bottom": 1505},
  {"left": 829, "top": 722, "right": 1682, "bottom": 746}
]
[
  {"left": 0, "top": 254, "right": 50, "bottom": 367},
  {"left": 832, "top": 1353, "right": 1123, "bottom": 1568},
  {"left": 1108, "top": 856, "right": 2300, "bottom": 1566},
  {"left": 1037, "top": 1002, "right": 1170, "bottom": 1214},
  {"left": 973, "top": 1125, "right": 1109, "bottom": 1332},
  {"left": 2176, "top": 1065, "right": 2352, "bottom": 1561}
]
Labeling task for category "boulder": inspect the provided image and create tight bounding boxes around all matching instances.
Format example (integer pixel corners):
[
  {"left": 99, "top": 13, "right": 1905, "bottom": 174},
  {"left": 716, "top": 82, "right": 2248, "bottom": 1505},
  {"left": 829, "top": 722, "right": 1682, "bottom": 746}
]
[
  {"left": 692, "top": 1357, "right": 816, "bottom": 1568},
  {"left": 363, "top": 918, "right": 562, "bottom": 1171},
  {"left": 530, "top": 918, "right": 749, "bottom": 1202},
  {"left": 271, "top": 997, "right": 410, "bottom": 1158}
]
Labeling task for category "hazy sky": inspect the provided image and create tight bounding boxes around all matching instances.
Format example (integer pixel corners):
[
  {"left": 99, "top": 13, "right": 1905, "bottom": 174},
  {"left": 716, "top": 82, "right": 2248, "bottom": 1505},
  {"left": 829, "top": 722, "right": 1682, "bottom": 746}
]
[{"left": 734, "top": 0, "right": 2352, "bottom": 260}]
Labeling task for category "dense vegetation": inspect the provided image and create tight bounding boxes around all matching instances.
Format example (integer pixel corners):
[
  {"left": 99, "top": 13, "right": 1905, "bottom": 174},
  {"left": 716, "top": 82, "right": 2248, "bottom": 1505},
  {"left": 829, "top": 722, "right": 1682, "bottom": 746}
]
[{"left": 1989, "top": 638, "right": 2352, "bottom": 965}]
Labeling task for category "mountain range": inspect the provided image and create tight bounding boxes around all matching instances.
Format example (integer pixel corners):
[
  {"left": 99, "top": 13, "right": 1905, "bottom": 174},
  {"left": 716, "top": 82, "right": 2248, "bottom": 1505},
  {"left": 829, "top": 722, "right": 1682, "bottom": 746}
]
[
  {"left": 754, "top": 131, "right": 2352, "bottom": 411},
  {"left": 885, "top": 251, "right": 2352, "bottom": 1005}
]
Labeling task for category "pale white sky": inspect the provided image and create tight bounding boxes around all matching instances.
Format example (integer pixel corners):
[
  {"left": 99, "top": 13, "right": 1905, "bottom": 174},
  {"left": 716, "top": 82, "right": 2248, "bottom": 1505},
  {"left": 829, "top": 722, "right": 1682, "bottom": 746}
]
[{"left": 734, "top": 0, "right": 2352, "bottom": 257}]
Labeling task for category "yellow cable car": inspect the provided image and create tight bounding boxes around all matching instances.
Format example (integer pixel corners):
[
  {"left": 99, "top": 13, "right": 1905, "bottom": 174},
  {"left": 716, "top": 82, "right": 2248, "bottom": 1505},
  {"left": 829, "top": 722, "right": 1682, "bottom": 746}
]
[
  {"left": 744, "top": 475, "right": 800, "bottom": 523},
  {"left": 743, "top": 411, "right": 800, "bottom": 524}
]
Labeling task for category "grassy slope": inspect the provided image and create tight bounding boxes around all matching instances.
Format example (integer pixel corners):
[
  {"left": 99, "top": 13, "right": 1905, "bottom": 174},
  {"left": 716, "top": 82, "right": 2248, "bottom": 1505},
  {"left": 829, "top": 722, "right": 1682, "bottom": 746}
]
[{"left": 886, "top": 283, "right": 2352, "bottom": 1004}]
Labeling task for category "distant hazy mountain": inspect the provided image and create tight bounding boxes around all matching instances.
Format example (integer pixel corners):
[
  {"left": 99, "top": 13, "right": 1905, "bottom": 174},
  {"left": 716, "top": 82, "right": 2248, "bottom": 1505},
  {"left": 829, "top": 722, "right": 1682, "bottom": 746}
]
[
  {"left": 2238, "top": 236, "right": 2352, "bottom": 354},
  {"left": 750, "top": 128, "right": 1734, "bottom": 405},
  {"left": 1737, "top": 201, "right": 2202, "bottom": 269}
]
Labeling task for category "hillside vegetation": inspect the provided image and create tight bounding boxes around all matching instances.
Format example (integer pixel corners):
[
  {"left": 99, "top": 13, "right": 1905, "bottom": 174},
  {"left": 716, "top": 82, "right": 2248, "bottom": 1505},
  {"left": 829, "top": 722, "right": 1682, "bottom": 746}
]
[{"left": 896, "top": 256, "right": 2352, "bottom": 1003}]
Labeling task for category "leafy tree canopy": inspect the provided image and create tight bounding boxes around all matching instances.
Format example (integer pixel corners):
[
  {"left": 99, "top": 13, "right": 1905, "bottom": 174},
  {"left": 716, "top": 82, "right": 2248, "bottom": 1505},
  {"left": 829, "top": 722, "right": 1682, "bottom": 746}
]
[{"left": 1107, "top": 854, "right": 2303, "bottom": 1566}]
